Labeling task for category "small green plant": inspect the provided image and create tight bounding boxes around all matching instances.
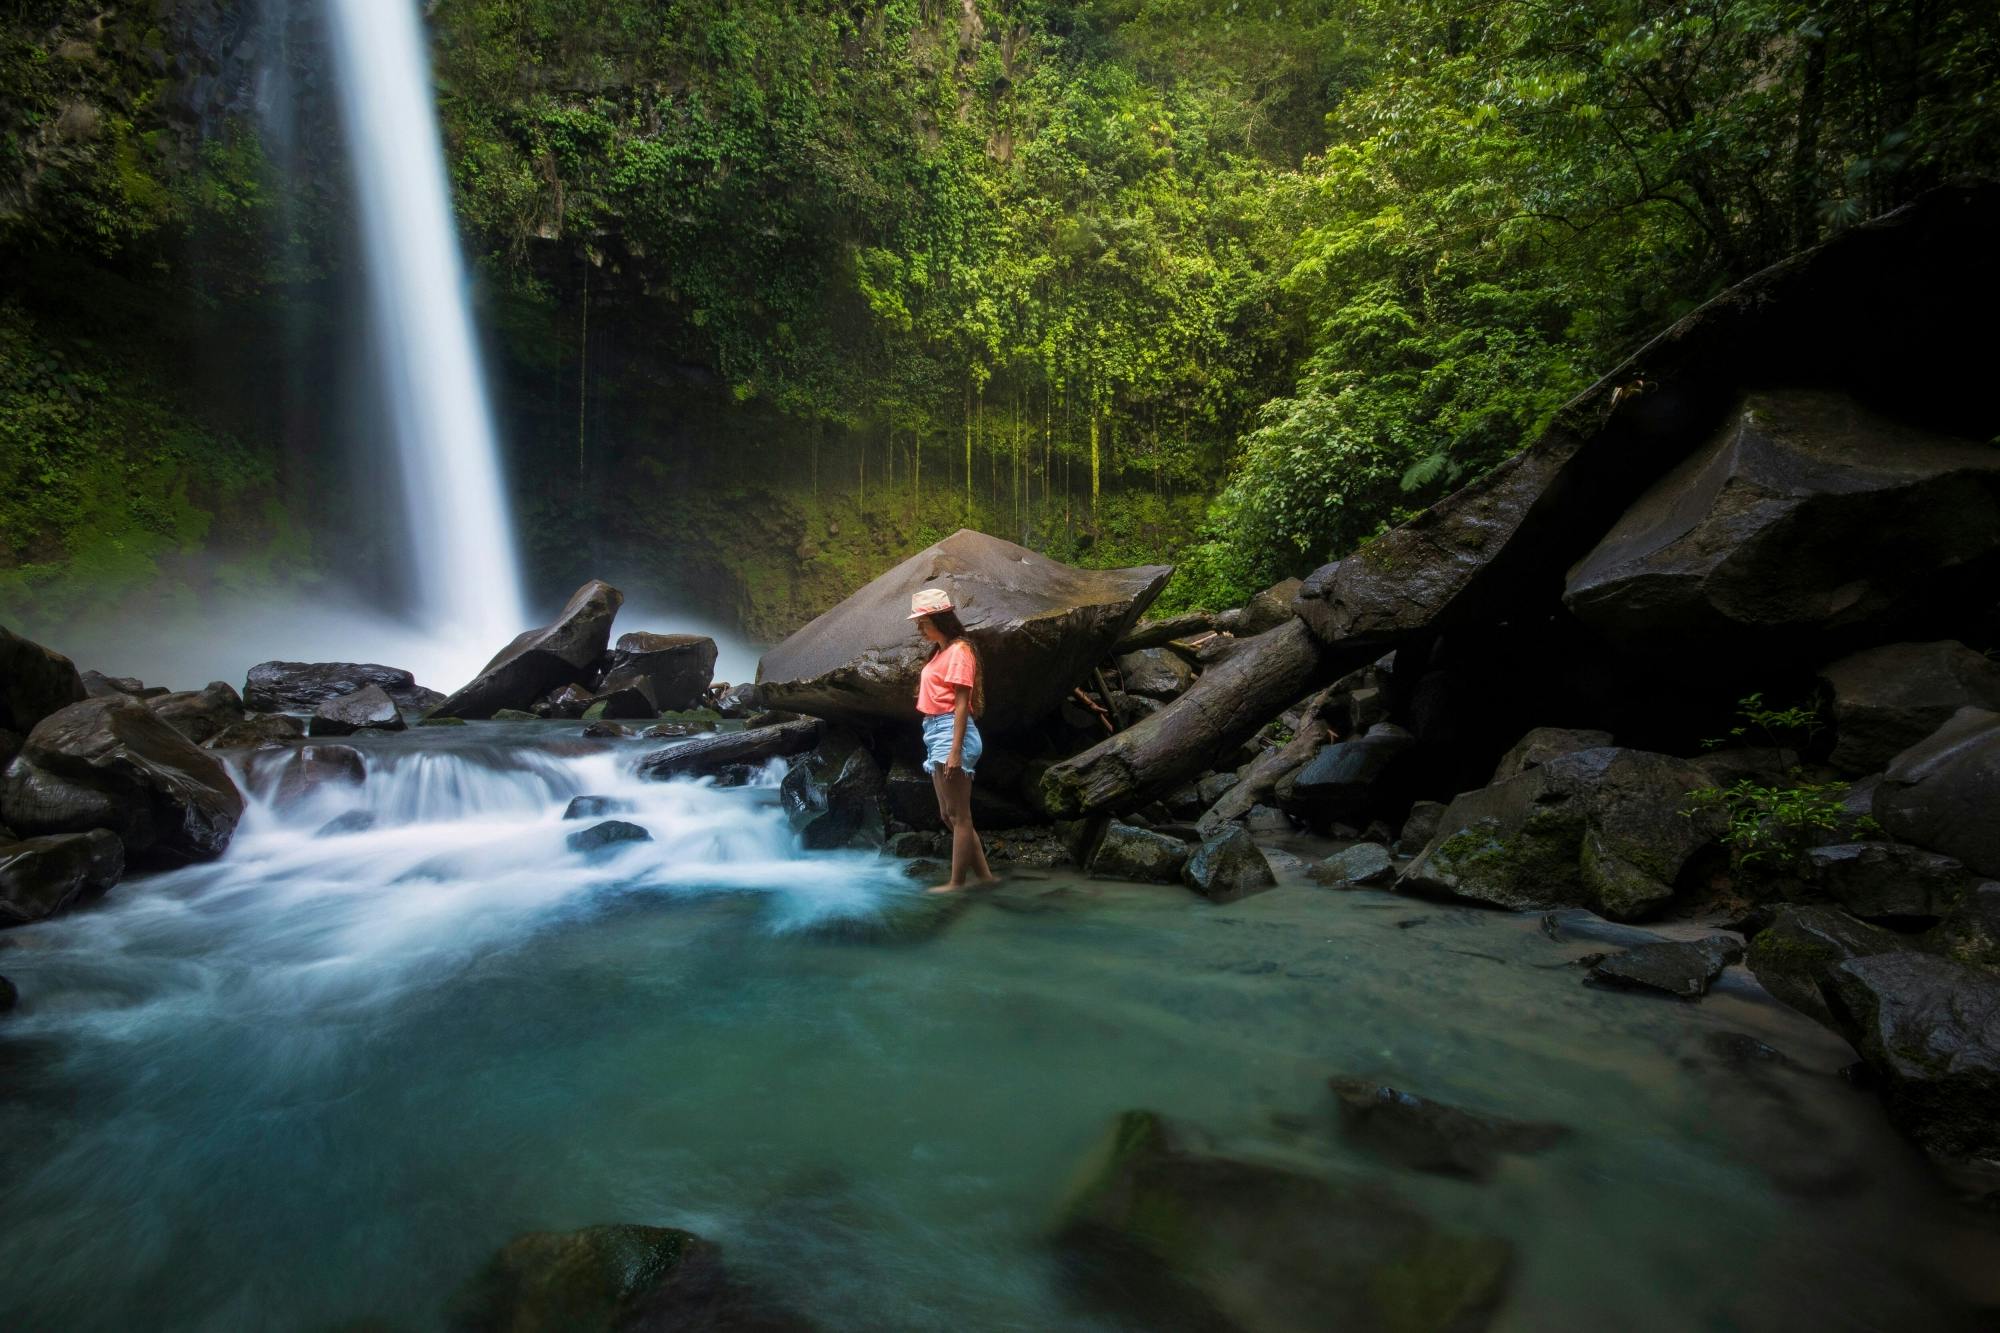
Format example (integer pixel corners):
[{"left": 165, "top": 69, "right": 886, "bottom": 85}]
[
  {"left": 1684, "top": 777, "right": 1880, "bottom": 868},
  {"left": 1700, "top": 692, "right": 1824, "bottom": 762}
]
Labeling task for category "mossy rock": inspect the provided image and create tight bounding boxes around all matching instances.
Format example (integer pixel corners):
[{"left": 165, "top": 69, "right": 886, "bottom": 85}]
[
  {"left": 1747, "top": 906, "right": 1903, "bottom": 1027},
  {"left": 492, "top": 709, "right": 540, "bottom": 723}
]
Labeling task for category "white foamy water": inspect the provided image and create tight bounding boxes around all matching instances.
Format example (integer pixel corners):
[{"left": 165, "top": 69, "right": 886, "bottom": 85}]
[{"left": 324, "top": 0, "right": 527, "bottom": 650}]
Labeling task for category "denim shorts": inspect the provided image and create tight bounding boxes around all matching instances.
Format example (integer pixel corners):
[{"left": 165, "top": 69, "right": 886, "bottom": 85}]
[{"left": 920, "top": 712, "right": 982, "bottom": 777}]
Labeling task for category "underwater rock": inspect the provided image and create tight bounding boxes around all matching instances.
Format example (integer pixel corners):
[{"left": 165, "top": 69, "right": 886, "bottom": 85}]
[
  {"left": 1820, "top": 640, "right": 2000, "bottom": 775},
  {"left": 243, "top": 660, "right": 440, "bottom": 713},
  {"left": 1745, "top": 905, "right": 1904, "bottom": 1026},
  {"left": 567, "top": 820, "right": 652, "bottom": 855},
  {"left": 202, "top": 713, "right": 304, "bottom": 750},
  {"left": 308, "top": 684, "right": 407, "bottom": 737},
  {"left": 595, "top": 632, "right": 718, "bottom": 715},
  {"left": 1872, "top": 706, "right": 2000, "bottom": 878},
  {"left": 637, "top": 719, "right": 818, "bottom": 783},
  {"left": 756, "top": 529, "right": 1168, "bottom": 733},
  {"left": 0, "top": 626, "right": 85, "bottom": 736},
  {"left": 431, "top": 580, "right": 625, "bottom": 720},
  {"left": 1182, "top": 825, "right": 1276, "bottom": 903},
  {"left": 1, "top": 696, "right": 242, "bottom": 867},
  {"left": 445, "top": 1222, "right": 812, "bottom": 1333},
  {"left": 1086, "top": 822, "right": 1190, "bottom": 884},
  {"left": 563, "top": 795, "right": 633, "bottom": 821},
  {"left": 0, "top": 828, "right": 123, "bottom": 927},
  {"left": 1310, "top": 843, "right": 1395, "bottom": 887},
  {"left": 1587, "top": 935, "right": 1744, "bottom": 999},
  {"left": 313, "top": 810, "right": 376, "bottom": 839},
  {"left": 1053, "top": 1109, "right": 1512, "bottom": 1333},
  {"left": 1328, "top": 1078, "right": 1570, "bottom": 1180}
]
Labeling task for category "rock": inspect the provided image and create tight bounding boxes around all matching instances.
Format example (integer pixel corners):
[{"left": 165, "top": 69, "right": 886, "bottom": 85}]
[
  {"left": 271, "top": 745, "right": 366, "bottom": 808},
  {"left": 1243, "top": 803, "right": 1291, "bottom": 835},
  {"left": 1489, "top": 727, "right": 1614, "bottom": 784},
  {"left": 1927, "top": 883, "right": 2000, "bottom": 967},
  {"left": 445, "top": 1222, "right": 809, "bottom": 1333},
  {"left": 636, "top": 719, "right": 819, "bottom": 783},
  {"left": 313, "top": 810, "right": 376, "bottom": 839},
  {"left": 493, "top": 709, "right": 540, "bottom": 722},
  {"left": 582, "top": 720, "right": 636, "bottom": 738},
  {"left": 712, "top": 682, "right": 761, "bottom": 717},
  {"left": 1799, "top": 842, "right": 1975, "bottom": 922},
  {"left": 1873, "top": 706, "right": 2000, "bottom": 877},
  {"left": 1086, "top": 822, "right": 1190, "bottom": 884},
  {"left": 1400, "top": 748, "right": 1721, "bottom": 919},
  {"left": 1113, "top": 612, "right": 1217, "bottom": 654},
  {"left": 1216, "top": 577, "right": 1303, "bottom": 637},
  {"left": 1690, "top": 746, "right": 1796, "bottom": 786},
  {"left": 1538, "top": 908, "right": 1671, "bottom": 949},
  {"left": 564, "top": 795, "right": 632, "bottom": 821},
  {"left": 1398, "top": 800, "right": 1446, "bottom": 851},
  {"left": 595, "top": 632, "right": 718, "bottom": 715},
  {"left": 533, "top": 683, "right": 595, "bottom": 720},
  {"left": 1279, "top": 724, "right": 1418, "bottom": 832},
  {"left": 242, "top": 660, "right": 440, "bottom": 713},
  {"left": 1114, "top": 647, "right": 1196, "bottom": 701},
  {"left": 1328, "top": 1078, "right": 1570, "bottom": 1180},
  {"left": 567, "top": 820, "right": 652, "bottom": 855},
  {"left": 1195, "top": 771, "right": 1238, "bottom": 807},
  {"left": 1199, "top": 689, "right": 1336, "bottom": 833},
  {"left": 1054, "top": 1109, "right": 1513, "bottom": 1333},
  {"left": 80, "top": 670, "right": 165, "bottom": 700},
  {"left": 1310, "top": 843, "right": 1395, "bottom": 887},
  {"left": 203, "top": 713, "right": 304, "bottom": 750},
  {"left": 431, "top": 580, "right": 626, "bottom": 720},
  {"left": 0, "top": 625, "right": 85, "bottom": 735},
  {"left": 0, "top": 729, "right": 18, "bottom": 772},
  {"left": 1820, "top": 641, "right": 2000, "bottom": 774},
  {"left": 0, "top": 974, "right": 14, "bottom": 1011},
  {"left": 581, "top": 687, "right": 655, "bottom": 722},
  {"left": 887, "top": 830, "right": 947, "bottom": 859},
  {"left": 419, "top": 716, "right": 468, "bottom": 727},
  {"left": 1566, "top": 391, "right": 2000, "bottom": 649},
  {"left": 1181, "top": 825, "right": 1276, "bottom": 903},
  {"left": 1587, "top": 935, "right": 1744, "bottom": 999},
  {"left": 145, "top": 681, "right": 247, "bottom": 744},
  {"left": 1041, "top": 620, "right": 1346, "bottom": 818},
  {"left": 1, "top": 697, "right": 243, "bottom": 867},
  {"left": 308, "top": 685, "right": 407, "bottom": 737},
  {"left": 1746, "top": 905, "right": 1904, "bottom": 1025},
  {"left": 0, "top": 829, "right": 124, "bottom": 926},
  {"left": 643, "top": 721, "right": 716, "bottom": 739},
  {"left": 1824, "top": 951, "right": 2000, "bottom": 1164},
  {"left": 780, "top": 736, "right": 887, "bottom": 850},
  {"left": 755, "top": 529, "right": 1169, "bottom": 732}
]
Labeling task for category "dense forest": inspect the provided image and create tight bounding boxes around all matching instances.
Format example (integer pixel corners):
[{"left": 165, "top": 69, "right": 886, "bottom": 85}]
[{"left": 4, "top": 0, "right": 1998, "bottom": 635}]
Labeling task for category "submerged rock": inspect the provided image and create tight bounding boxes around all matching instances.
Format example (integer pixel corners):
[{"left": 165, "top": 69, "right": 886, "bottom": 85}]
[
  {"left": 446, "top": 1222, "right": 811, "bottom": 1333},
  {"left": 431, "top": 580, "right": 625, "bottom": 720},
  {"left": 1181, "top": 825, "right": 1276, "bottom": 903},
  {"left": 0, "top": 626, "right": 85, "bottom": 736},
  {"left": 308, "top": 684, "right": 407, "bottom": 737},
  {"left": 564, "top": 796, "right": 632, "bottom": 821},
  {"left": 1746, "top": 905, "right": 1903, "bottom": 1026},
  {"left": 1587, "top": 935, "right": 1744, "bottom": 999},
  {"left": 1086, "top": 822, "right": 1189, "bottom": 884},
  {"left": 243, "top": 660, "right": 440, "bottom": 713},
  {"left": 0, "top": 828, "right": 123, "bottom": 927},
  {"left": 1053, "top": 1109, "right": 1513, "bottom": 1333},
  {"left": 313, "top": 810, "right": 376, "bottom": 839},
  {"left": 567, "top": 820, "right": 652, "bottom": 855},
  {"left": 146, "top": 680, "right": 246, "bottom": 744},
  {"left": 1, "top": 696, "right": 242, "bottom": 867},
  {"left": 756, "top": 529, "right": 1168, "bottom": 733},
  {"left": 1872, "top": 706, "right": 2000, "bottom": 878},
  {"left": 1820, "top": 641, "right": 2000, "bottom": 774},
  {"left": 1328, "top": 1078, "right": 1570, "bottom": 1180}
]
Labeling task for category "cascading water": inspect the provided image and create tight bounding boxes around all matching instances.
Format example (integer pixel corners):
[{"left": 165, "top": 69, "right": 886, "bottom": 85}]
[{"left": 322, "top": 0, "right": 527, "bottom": 653}]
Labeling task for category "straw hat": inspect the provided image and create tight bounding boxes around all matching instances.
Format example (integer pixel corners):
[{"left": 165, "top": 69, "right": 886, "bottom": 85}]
[{"left": 907, "top": 587, "right": 954, "bottom": 619}]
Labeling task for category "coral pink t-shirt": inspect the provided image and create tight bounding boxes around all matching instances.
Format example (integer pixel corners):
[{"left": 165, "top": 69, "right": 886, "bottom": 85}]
[{"left": 917, "top": 640, "right": 977, "bottom": 716}]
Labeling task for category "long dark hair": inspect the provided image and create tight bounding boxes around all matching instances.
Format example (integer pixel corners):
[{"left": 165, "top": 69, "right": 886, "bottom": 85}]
[{"left": 923, "top": 609, "right": 985, "bottom": 716}]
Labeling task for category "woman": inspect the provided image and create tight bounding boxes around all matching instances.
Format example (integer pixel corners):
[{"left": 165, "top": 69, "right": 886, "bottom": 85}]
[{"left": 909, "top": 587, "right": 997, "bottom": 892}]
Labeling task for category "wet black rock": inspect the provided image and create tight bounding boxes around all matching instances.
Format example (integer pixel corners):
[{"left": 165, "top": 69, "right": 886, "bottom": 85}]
[
  {"left": 1054, "top": 1109, "right": 1513, "bottom": 1333},
  {"left": 886, "top": 830, "right": 947, "bottom": 859},
  {"left": 596, "top": 632, "right": 719, "bottom": 715},
  {"left": 1086, "top": 822, "right": 1189, "bottom": 884},
  {"left": 582, "top": 720, "right": 637, "bottom": 739},
  {"left": 243, "top": 660, "right": 439, "bottom": 713},
  {"left": 1798, "top": 842, "right": 1975, "bottom": 923},
  {"left": 712, "top": 682, "right": 761, "bottom": 718},
  {"left": 493, "top": 709, "right": 540, "bottom": 722},
  {"left": 0, "top": 828, "right": 124, "bottom": 927},
  {"left": 0, "top": 974, "right": 15, "bottom": 1011},
  {"left": 1746, "top": 905, "right": 1904, "bottom": 1026},
  {"left": 313, "top": 810, "right": 376, "bottom": 839},
  {"left": 308, "top": 685, "right": 406, "bottom": 737},
  {"left": 567, "top": 820, "right": 652, "bottom": 855},
  {"left": 564, "top": 796, "right": 633, "bottom": 821},
  {"left": 1820, "top": 641, "right": 2000, "bottom": 775},
  {"left": 1396, "top": 799, "right": 1447, "bottom": 852},
  {"left": 636, "top": 719, "right": 818, "bottom": 783},
  {"left": 1181, "top": 825, "right": 1276, "bottom": 903},
  {"left": 1824, "top": 951, "right": 2000, "bottom": 1165},
  {"left": 533, "top": 683, "right": 594, "bottom": 720},
  {"left": 1279, "top": 724, "right": 1418, "bottom": 832},
  {"left": 445, "top": 1222, "right": 811, "bottom": 1333},
  {"left": 1216, "top": 577, "right": 1303, "bottom": 637},
  {"left": 1328, "top": 1078, "right": 1570, "bottom": 1180},
  {"left": 271, "top": 745, "right": 366, "bottom": 809},
  {"left": 781, "top": 735, "right": 887, "bottom": 851},
  {"left": 0, "top": 625, "right": 85, "bottom": 736},
  {"left": 202, "top": 713, "right": 304, "bottom": 751},
  {"left": 1310, "top": 843, "right": 1395, "bottom": 887},
  {"left": 146, "top": 681, "right": 246, "bottom": 744},
  {"left": 1, "top": 696, "right": 243, "bottom": 867},
  {"left": 80, "top": 670, "right": 163, "bottom": 700},
  {"left": 1926, "top": 882, "right": 2000, "bottom": 968},
  {"left": 431, "top": 580, "right": 625, "bottom": 720},
  {"left": 1587, "top": 935, "right": 1744, "bottom": 999},
  {"left": 1872, "top": 706, "right": 2000, "bottom": 878},
  {"left": 1115, "top": 647, "right": 1197, "bottom": 701},
  {"left": 581, "top": 688, "right": 654, "bottom": 722}
]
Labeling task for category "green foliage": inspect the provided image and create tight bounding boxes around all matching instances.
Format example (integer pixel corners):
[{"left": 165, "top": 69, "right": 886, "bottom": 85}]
[
  {"left": 1701, "top": 691, "right": 1825, "bottom": 756},
  {"left": 1684, "top": 776, "right": 1881, "bottom": 868}
]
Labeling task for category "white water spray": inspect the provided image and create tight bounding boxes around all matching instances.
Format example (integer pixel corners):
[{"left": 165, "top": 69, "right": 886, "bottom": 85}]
[{"left": 323, "top": 0, "right": 527, "bottom": 649}]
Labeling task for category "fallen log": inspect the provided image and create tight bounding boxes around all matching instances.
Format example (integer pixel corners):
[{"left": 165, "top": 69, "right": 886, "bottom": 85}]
[
  {"left": 635, "top": 719, "right": 819, "bottom": 782},
  {"left": 1196, "top": 687, "right": 1336, "bottom": 834},
  {"left": 1037, "top": 621, "right": 1355, "bottom": 818}
]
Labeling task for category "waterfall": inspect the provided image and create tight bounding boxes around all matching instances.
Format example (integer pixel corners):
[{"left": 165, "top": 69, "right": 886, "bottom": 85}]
[{"left": 322, "top": 0, "right": 528, "bottom": 650}]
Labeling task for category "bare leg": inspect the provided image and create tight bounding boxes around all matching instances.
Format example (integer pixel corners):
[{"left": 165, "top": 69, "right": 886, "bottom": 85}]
[{"left": 939, "top": 768, "right": 995, "bottom": 889}]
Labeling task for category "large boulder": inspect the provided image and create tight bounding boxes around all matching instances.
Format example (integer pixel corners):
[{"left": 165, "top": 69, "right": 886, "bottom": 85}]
[
  {"left": 1086, "top": 822, "right": 1190, "bottom": 884},
  {"left": 431, "top": 580, "right": 626, "bottom": 720},
  {"left": 1328, "top": 1078, "right": 1569, "bottom": 1181},
  {"left": 1746, "top": 905, "right": 1905, "bottom": 1026},
  {"left": 145, "top": 681, "right": 248, "bottom": 745},
  {"left": 1489, "top": 727, "right": 1614, "bottom": 784},
  {"left": 595, "top": 633, "right": 718, "bottom": 714},
  {"left": 780, "top": 734, "right": 887, "bottom": 850},
  {"left": 1586, "top": 935, "right": 1744, "bottom": 999},
  {"left": 0, "top": 828, "right": 124, "bottom": 927},
  {"left": 1562, "top": 390, "right": 2000, "bottom": 646},
  {"left": 1, "top": 625, "right": 85, "bottom": 735},
  {"left": 1872, "top": 706, "right": 2000, "bottom": 877},
  {"left": 1216, "top": 577, "right": 1302, "bottom": 637},
  {"left": 1819, "top": 641, "right": 2000, "bottom": 775},
  {"left": 754, "top": 529, "right": 1169, "bottom": 732},
  {"left": 81, "top": 670, "right": 165, "bottom": 700},
  {"left": 203, "top": 713, "right": 305, "bottom": 751},
  {"left": 1290, "top": 184, "right": 2000, "bottom": 651},
  {"left": 1824, "top": 951, "right": 2000, "bottom": 1164},
  {"left": 1054, "top": 1109, "right": 1512, "bottom": 1333},
  {"left": 309, "top": 685, "right": 408, "bottom": 737},
  {"left": 1277, "top": 724, "right": 1418, "bottom": 832},
  {"left": 1796, "top": 842, "right": 1976, "bottom": 923},
  {"left": 243, "top": 660, "right": 442, "bottom": 713},
  {"left": 1399, "top": 748, "right": 1722, "bottom": 920},
  {"left": 0, "top": 697, "right": 243, "bottom": 866}
]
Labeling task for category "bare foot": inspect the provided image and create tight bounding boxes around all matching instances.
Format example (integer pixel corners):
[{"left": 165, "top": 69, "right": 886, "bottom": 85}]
[{"left": 925, "top": 882, "right": 963, "bottom": 895}]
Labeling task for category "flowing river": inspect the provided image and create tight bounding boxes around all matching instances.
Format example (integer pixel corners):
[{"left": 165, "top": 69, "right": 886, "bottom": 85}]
[{"left": 1, "top": 727, "right": 1994, "bottom": 1330}]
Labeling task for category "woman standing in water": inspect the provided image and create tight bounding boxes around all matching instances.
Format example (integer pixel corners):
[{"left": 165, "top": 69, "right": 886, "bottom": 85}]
[{"left": 909, "top": 588, "right": 997, "bottom": 893}]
